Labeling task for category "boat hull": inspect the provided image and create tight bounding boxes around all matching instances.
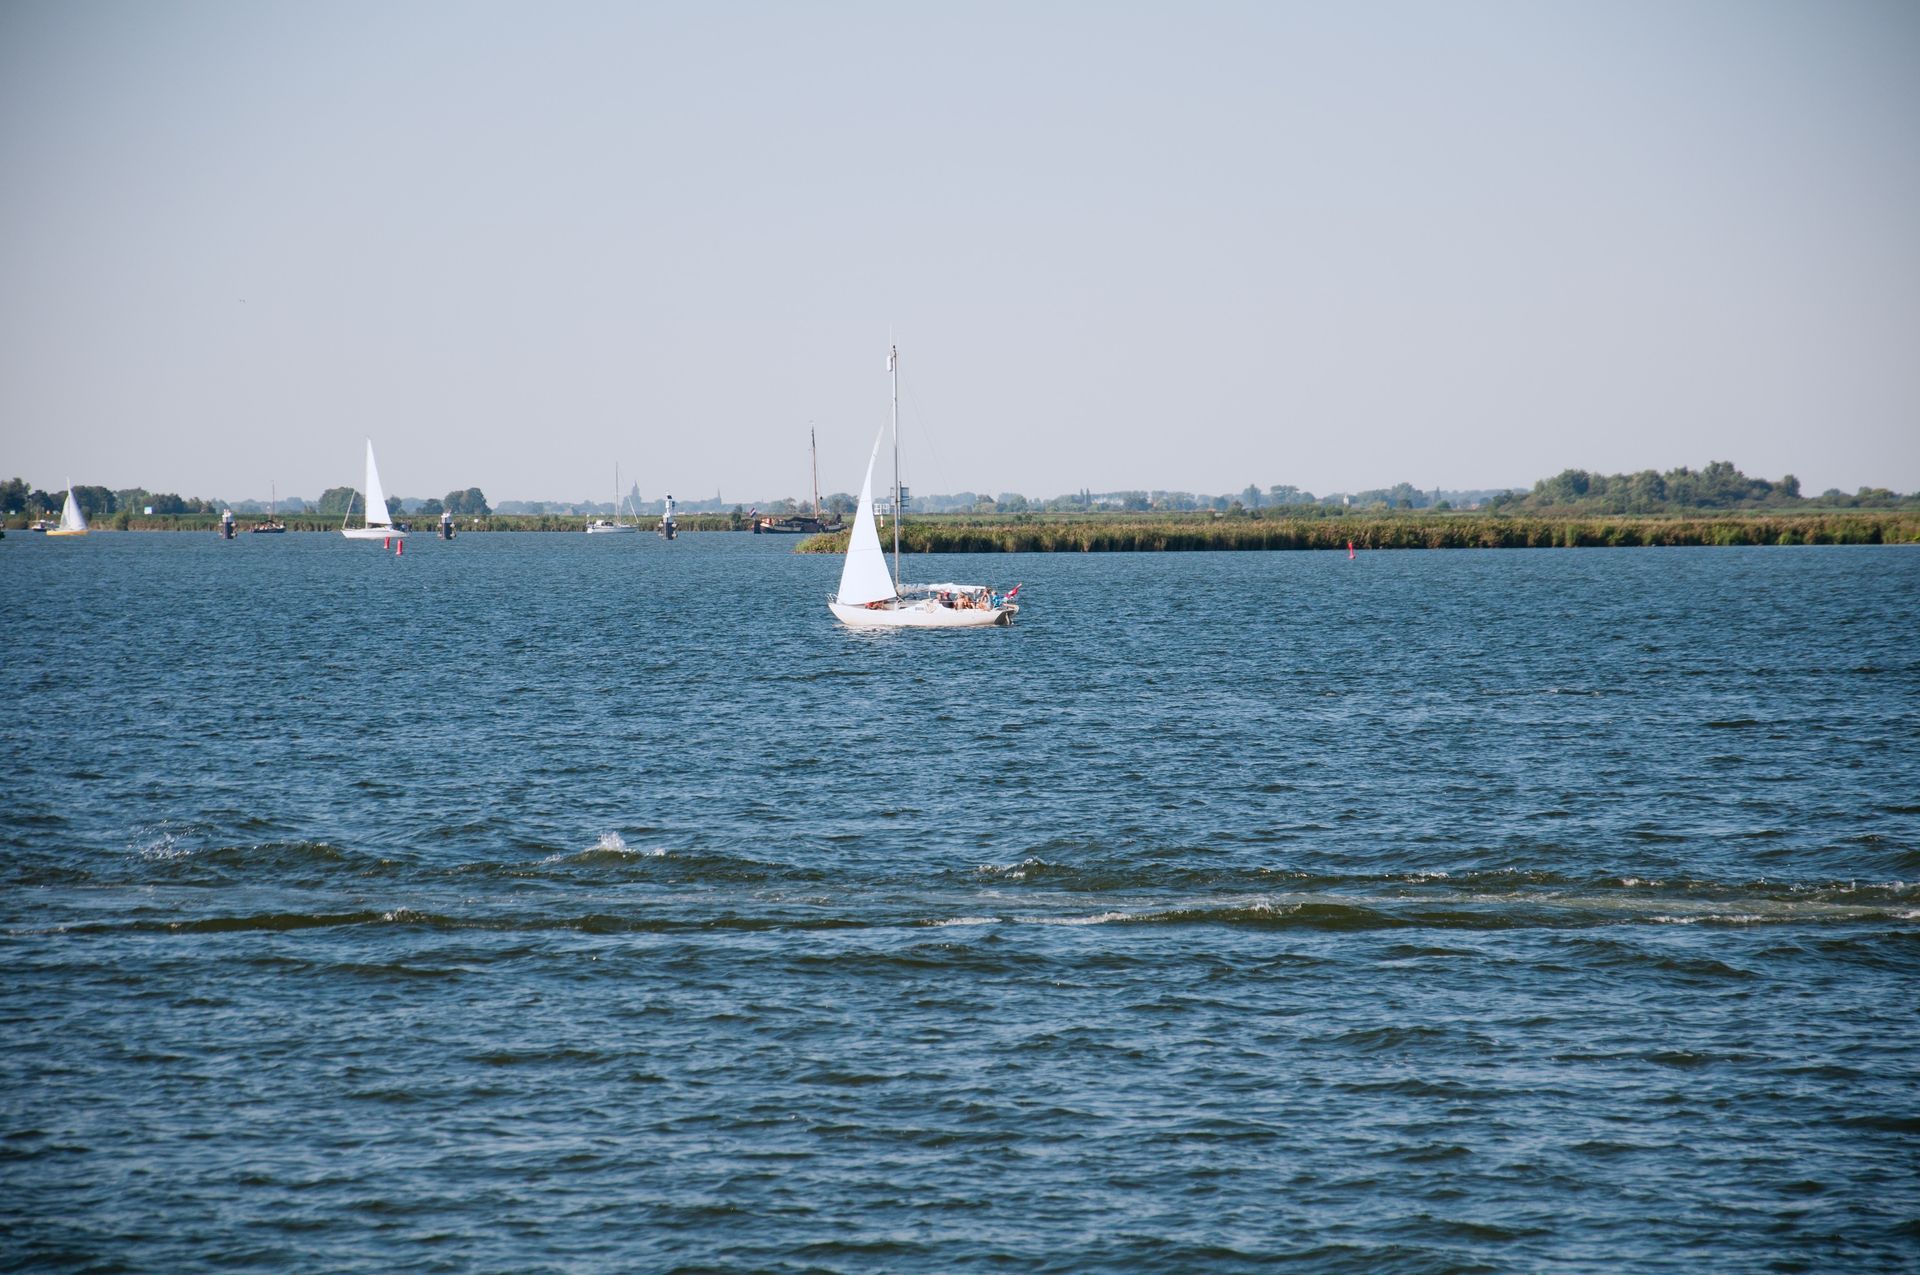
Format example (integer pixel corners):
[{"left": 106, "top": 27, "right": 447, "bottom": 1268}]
[
  {"left": 828, "top": 599, "right": 1015, "bottom": 628},
  {"left": 586, "top": 524, "right": 635, "bottom": 534},
  {"left": 45, "top": 529, "right": 88, "bottom": 537},
  {"left": 341, "top": 527, "right": 406, "bottom": 540}
]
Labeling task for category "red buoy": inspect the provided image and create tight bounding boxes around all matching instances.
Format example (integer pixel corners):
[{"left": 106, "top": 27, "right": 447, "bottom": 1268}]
[
  {"left": 383, "top": 535, "right": 390, "bottom": 549},
  {"left": 396, "top": 539, "right": 404, "bottom": 556},
  {"left": 1348, "top": 539, "right": 1355, "bottom": 560}
]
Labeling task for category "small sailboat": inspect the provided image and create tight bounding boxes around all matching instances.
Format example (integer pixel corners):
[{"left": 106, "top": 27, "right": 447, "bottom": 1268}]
[
  {"left": 341, "top": 439, "right": 404, "bottom": 540},
  {"left": 252, "top": 482, "right": 286, "bottom": 533},
  {"left": 46, "top": 482, "right": 89, "bottom": 537},
  {"left": 587, "top": 463, "right": 637, "bottom": 534},
  {"left": 826, "top": 346, "right": 1018, "bottom": 629}
]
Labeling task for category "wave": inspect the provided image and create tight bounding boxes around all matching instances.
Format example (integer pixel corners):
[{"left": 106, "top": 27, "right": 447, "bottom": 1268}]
[{"left": 35, "top": 880, "right": 1916, "bottom": 941}]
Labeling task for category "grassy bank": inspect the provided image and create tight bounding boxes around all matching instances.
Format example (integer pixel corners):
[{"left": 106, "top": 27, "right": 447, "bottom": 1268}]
[{"left": 794, "top": 511, "right": 1920, "bottom": 553}]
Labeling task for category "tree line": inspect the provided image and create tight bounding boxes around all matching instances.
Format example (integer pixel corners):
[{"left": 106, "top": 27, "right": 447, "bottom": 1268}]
[
  {"left": 1, "top": 478, "right": 492, "bottom": 524},
  {"left": 312, "top": 486, "right": 492, "bottom": 519},
  {"left": 1483, "top": 462, "right": 1916, "bottom": 515}
]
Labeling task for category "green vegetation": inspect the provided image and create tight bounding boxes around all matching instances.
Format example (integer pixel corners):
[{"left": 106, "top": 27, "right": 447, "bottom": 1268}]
[
  {"left": 794, "top": 511, "right": 1920, "bottom": 554},
  {"left": 1486, "top": 461, "right": 1919, "bottom": 515}
]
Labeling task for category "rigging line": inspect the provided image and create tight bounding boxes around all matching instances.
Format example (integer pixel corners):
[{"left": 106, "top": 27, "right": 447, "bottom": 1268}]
[{"left": 900, "top": 379, "right": 956, "bottom": 509}]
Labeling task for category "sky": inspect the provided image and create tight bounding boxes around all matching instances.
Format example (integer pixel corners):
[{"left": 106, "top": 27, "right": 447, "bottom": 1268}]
[{"left": 2, "top": 0, "right": 1917, "bottom": 504}]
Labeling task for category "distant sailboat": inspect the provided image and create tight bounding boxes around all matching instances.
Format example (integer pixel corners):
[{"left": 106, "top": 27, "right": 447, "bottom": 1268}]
[
  {"left": 755, "top": 429, "right": 845, "bottom": 535},
  {"left": 252, "top": 482, "right": 286, "bottom": 533},
  {"left": 46, "top": 482, "right": 89, "bottom": 537},
  {"left": 825, "top": 346, "right": 1018, "bottom": 628},
  {"left": 341, "top": 440, "right": 404, "bottom": 540},
  {"left": 587, "top": 463, "right": 637, "bottom": 534}
]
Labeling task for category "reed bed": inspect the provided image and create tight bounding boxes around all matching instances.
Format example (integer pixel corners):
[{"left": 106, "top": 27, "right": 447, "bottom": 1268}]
[{"left": 794, "top": 512, "right": 1920, "bottom": 554}]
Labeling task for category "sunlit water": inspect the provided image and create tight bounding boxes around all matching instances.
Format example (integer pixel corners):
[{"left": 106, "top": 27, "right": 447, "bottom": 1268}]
[{"left": 3, "top": 532, "right": 1916, "bottom": 1271}]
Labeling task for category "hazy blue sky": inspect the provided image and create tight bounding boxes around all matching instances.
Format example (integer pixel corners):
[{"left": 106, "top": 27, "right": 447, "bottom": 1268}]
[{"left": 3, "top": 0, "right": 1916, "bottom": 503}]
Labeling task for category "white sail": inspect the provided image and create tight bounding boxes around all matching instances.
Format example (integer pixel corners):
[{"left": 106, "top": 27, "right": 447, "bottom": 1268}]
[
  {"left": 59, "top": 487, "right": 87, "bottom": 532},
  {"left": 835, "top": 423, "right": 898, "bottom": 606},
  {"left": 363, "top": 439, "right": 392, "bottom": 529}
]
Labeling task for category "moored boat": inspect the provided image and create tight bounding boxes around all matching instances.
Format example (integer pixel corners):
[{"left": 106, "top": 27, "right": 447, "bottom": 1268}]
[
  {"left": 252, "top": 482, "right": 286, "bottom": 533},
  {"left": 755, "top": 429, "right": 844, "bottom": 535},
  {"left": 587, "top": 463, "right": 637, "bottom": 534}
]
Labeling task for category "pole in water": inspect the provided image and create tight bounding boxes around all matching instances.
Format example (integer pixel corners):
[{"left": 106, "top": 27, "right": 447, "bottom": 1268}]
[
  {"left": 384, "top": 535, "right": 390, "bottom": 549},
  {"left": 396, "top": 539, "right": 403, "bottom": 556},
  {"left": 1348, "top": 540, "right": 1355, "bottom": 560}
]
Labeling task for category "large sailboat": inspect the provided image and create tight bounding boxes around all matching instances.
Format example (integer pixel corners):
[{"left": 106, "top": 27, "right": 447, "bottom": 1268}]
[
  {"left": 587, "top": 464, "right": 637, "bottom": 534},
  {"left": 341, "top": 440, "right": 404, "bottom": 540},
  {"left": 825, "top": 346, "right": 1019, "bottom": 629},
  {"left": 46, "top": 482, "right": 89, "bottom": 537}
]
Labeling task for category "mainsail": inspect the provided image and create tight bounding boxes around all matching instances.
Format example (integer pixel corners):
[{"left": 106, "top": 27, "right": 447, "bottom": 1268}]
[
  {"left": 835, "top": 423, "right": 898, "bottom": 606},
  {"left": 363, "top": 440, "right": 392, "bottom": 529},
  {"left": 59, "top": 487, "right": 87, "bottom": 532}
]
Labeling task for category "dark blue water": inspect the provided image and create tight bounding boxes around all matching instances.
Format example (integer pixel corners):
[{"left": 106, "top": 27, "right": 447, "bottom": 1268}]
[{"left": 3, "top": 532, "right": 1916, "bottom": 1272}]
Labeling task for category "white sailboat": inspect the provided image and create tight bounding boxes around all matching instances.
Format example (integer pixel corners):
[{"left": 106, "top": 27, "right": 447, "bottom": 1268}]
[
  {"left": 47, "top": 481, "right": 89, "bottom": 537},
  {"left": 826, "top": 345, "right": 1019, "bottom": 629},
  {"left": 341, "top": 439, "right": 405, "bottom": 539},
  {"left": 587, "top": 463, "right": 636, "bottom": 533}
]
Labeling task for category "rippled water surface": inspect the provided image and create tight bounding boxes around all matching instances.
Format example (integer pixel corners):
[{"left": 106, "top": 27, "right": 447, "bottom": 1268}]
[{"left": 3, "top": 532, "right": 1917, "bottom": 1271}]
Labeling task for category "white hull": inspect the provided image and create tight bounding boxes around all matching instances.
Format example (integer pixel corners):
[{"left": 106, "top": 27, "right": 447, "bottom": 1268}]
[
  {"left": 341, "top": 527, "right": 406, "bottom": 540},
  {"left": 586, "top": 523, "right": 635, "bottom": 534},
  {"left": 829, "top": 598, "right": 1016, "bottom": 628}
]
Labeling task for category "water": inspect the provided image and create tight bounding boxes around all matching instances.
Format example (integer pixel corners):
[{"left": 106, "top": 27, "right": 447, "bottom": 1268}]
[{"left": 3, "top": 532, "right": 1916, "bottom": 1272}]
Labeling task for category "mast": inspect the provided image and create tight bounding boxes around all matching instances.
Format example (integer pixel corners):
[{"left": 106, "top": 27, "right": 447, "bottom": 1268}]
[
  {"left": 889, "top": 343, "right": 900, "bottom": 589},
  {"left": 810, "top": 427, "right": 821, "bottom": 520}
]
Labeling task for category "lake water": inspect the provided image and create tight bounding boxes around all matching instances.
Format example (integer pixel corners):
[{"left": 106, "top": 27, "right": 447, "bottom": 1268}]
[{"left": 3, "top": 532, "right": 1916, "bottom": 1272}]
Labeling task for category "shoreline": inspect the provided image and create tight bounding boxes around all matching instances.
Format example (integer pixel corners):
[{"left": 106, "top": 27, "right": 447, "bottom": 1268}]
[{"left": 12, "top": 511, "right": 1918, "bottom": 549}]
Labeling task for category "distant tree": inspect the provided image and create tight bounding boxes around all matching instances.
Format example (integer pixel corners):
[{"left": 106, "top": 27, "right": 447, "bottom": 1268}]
[
  {"left": 1241, "top": 483, "right": 1264, "bottom": 509},
  {"left": 72, "top": 485, "right": 117, "bottom": 517},
  {"left": 0, "top": 477, "right": 31, "bottom": 514},
  {"left": 316, "top": 486, "right": 359, "bottom": 515},
  {"left": 824, "top": 492, "right": 854, "bottom": 516},
  {"left": 996, "top": 492, "right": 1029, "bottom": 513},
  {"left": 444, "top": 487, "right": 490, "bottom": 516},
  {"left": 1120, "top": 491, "right": 1150, "bottom": 512},
  {"left": 415, "top": 497, "right": 443, "bottom": 518},
  {"left": 385, "top": 494, "right": 406, "bottom": 521},
  {"left": 147, "top": 492, "right": 188, "bottom": 515}
]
